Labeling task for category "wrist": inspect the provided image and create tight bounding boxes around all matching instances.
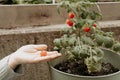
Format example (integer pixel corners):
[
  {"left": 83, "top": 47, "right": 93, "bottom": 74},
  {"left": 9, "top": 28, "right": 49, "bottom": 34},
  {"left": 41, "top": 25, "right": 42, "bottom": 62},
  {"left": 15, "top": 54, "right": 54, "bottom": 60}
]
[{"left": 8, "top": 53, "right": 20, "bottom": 69}]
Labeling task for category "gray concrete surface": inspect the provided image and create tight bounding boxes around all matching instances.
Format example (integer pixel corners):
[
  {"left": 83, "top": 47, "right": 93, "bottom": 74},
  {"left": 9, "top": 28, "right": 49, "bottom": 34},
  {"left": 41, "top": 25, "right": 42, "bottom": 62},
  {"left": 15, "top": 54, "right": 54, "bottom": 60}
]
[{"left": 0, "top": 2, "right": 120, "bottom": 29}]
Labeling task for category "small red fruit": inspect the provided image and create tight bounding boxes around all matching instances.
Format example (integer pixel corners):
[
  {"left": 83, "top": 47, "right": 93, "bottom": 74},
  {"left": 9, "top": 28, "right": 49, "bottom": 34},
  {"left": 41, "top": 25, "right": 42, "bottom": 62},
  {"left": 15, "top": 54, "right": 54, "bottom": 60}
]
[
  {"left": 84, "top": 27, "right": 90, "bottom": 32},
  {"left": 41, "top": 51, "right": 47, "bottom": 56},
  {"left": 69, "top": 12, "right": 75, "bottom": 18},
  {"left": 66, "top": 19, "right": 74, "bottom": 27},
  {"left": 92, "top": 24, "right": 97, "bottom": 27}
]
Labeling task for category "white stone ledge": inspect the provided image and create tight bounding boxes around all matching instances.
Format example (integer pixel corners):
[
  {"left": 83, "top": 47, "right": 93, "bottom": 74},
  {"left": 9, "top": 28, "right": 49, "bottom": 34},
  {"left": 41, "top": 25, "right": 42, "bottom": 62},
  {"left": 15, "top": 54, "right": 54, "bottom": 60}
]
[
  {"left": 99, "top": 20, "right": 120, "bottom": 28},
  {"left": 0, "top": 20, "right": 120, "bottom": 36}
]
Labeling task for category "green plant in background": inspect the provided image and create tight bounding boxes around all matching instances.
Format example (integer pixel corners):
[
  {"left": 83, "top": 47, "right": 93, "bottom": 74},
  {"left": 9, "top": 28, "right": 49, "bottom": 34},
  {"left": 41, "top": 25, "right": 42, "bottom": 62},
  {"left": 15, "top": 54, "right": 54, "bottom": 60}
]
[
  {"left": 0, "top": 0, "right": 52, "bottom": 4},
  {"left": 57, "top": 0, "right": 120, "bottom": 3},
  {"left": 19, "top": 0, "right": 52, "bottom": 4},
  {"left": 53, "top": 0, "right": 120, "bottom": 73},
  {"left": 0, "top": 0, "right": 120, "bottom": 4},
  {"left": 89, "top": 0, "right": 98, "bottom": 2},
  {"left": 0, "top": 0, "right": 18, "bottom": 4}
]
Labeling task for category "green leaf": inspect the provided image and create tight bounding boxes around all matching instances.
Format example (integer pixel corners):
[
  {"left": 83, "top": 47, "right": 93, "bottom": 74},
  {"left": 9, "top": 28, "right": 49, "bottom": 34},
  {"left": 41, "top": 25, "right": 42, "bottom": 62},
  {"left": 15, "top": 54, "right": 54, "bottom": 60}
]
[
  {"left": 75, "top": 20, "right": 86, "bottom": 28},
  {"left": 104, "top": 32, "right": 114, "bottom": 37},
  {"left": 95, "top": 34, "right": 104, "bottom": 46},
  {"left": 81, "top": 36, "right": 95, "bottom": 46},
  {"left": 54, "top": 46, "right": 61, "bottom": 52},
  {"left": 79, "top": 46, "right": 90, "bottom": 58},
  {"left": 95, "top": 48, "right": 104, "bottom": 57},
  {"left": 85, "top": 57, "right": 102, "bottom": 73},
  {"left": 103, "top": 37, "right": 114, "bottom": 48},
  {"left": 113, "top": 42, "right": 120, "bottom": 52},
  {"left": 62, "top": 27, "right": 70, "bottom": 34},
  {"left": 61, "top": 37, "right": 68, "bottom": 47},
  {"left": 81, "top": 10, "right": 89, "bottom": 19},
  {"left": 90, "top": 11, "right": 96, "bottom": 20},
  {"left": 53, "top": 38, "right": 61, "bottom": 47},
  {"left": 93, "top": 48, "right": 104, "bottom": 62},
  {"left": 68, "top": 37, "right": 76, "bottom": 46},
  {"left": 72, "top": 46, "right": 80, "bottom": 58},
  {"left": 57, "top": 1, "right": 70, "bottom": 13}
]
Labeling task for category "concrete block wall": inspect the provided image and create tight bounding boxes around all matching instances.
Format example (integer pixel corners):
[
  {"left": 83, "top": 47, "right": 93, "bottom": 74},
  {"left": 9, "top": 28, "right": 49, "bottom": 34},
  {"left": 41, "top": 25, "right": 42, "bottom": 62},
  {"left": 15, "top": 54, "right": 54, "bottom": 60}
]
[
  {"left": 0, "top": 3, "right": 120, "bottom": 29},
  {"left": 0, "top": 5, "right": 67, "bottom": 29}
]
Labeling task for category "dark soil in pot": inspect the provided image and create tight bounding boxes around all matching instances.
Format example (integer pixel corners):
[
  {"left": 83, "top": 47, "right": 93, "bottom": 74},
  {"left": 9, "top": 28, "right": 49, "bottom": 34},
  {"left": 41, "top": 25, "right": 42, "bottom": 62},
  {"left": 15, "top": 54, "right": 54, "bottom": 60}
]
[{"left": 54, "top": 59, "right": 119, "bottom": 76}]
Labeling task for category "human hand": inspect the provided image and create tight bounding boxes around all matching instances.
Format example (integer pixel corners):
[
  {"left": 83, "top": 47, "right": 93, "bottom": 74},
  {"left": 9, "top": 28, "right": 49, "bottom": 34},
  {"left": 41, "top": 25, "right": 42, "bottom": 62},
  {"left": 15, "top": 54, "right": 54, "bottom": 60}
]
[{"left": 8, "top": 44, "right": 61, "bottom": 69}]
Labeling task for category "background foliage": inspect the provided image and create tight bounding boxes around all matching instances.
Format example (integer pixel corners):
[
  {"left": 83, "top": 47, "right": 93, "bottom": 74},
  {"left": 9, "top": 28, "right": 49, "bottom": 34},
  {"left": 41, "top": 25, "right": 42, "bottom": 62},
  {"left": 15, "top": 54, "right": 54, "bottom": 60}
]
[{"left": 0, "top": 0, "right": 120, "bottom": 4}]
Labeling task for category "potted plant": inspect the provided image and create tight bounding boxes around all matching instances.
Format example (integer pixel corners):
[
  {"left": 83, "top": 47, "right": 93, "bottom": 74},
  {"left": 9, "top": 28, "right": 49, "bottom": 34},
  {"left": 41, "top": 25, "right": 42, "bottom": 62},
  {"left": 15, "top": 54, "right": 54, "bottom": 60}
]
[{"left": 49, "top": 0, "right": 120, "bottom": 80}]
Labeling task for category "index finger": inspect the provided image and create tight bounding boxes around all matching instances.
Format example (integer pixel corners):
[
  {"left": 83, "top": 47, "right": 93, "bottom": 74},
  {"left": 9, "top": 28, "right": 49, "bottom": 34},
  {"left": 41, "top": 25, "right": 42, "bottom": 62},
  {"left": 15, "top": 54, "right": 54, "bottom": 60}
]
[{"left": 33, "top": 44, "right": 48, "bottom": 51}]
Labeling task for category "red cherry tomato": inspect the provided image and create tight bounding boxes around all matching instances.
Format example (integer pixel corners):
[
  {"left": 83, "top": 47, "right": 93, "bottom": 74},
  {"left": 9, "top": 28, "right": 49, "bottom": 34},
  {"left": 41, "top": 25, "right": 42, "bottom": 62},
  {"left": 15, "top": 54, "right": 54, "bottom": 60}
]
[
  {"left": 69, "top": 12, "right": 75, "bottom": 19},
  {"left": 66, "top": 19, "right": 74, "bottom": 27},
  {"left": 41, "top": 51, "right": 47, "bottom": 56},
  {"left": 92, "top": 24, "right": 97, "bottom": 27},
  {"left": 84, "top": 27, "right": 90, "bottom": 32}
]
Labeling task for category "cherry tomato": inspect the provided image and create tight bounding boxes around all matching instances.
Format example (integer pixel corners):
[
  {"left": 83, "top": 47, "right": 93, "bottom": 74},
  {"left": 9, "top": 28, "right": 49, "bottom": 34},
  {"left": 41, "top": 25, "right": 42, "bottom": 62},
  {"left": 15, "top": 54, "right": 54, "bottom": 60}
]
[
  {"left": 69, "top": 12, "right": 75, "bottom": 18},
  {"left": 84, "top": 27, "right": 90, "bottom": 32},
  {"left": 66, "top": 19, "right": 74, "bottom": 27},
  {"left": 92, "top": 23, "right": 97, "bottom": 27},
  {"left": 41, "top": 51, "right": 47, "bottom": 56}
]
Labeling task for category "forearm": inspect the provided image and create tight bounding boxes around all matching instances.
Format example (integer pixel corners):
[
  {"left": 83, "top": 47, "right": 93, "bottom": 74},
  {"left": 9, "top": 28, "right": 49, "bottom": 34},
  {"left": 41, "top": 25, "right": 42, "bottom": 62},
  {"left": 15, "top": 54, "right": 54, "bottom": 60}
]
[{"left": 0, "top": 55, "right": 23, "bottom": 80}]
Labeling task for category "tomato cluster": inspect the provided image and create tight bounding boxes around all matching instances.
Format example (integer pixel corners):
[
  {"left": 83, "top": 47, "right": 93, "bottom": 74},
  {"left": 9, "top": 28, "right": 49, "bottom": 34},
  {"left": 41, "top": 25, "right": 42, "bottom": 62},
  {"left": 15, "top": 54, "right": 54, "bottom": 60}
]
[
  {"left": 66, "top": 12, "right": 75, "bottom": 27},
  {"left": 83, "top": 23, "right": 97, "bottom": 32},
  {"left": 66, "top": 12, "right": 97, "bottom": 33}
]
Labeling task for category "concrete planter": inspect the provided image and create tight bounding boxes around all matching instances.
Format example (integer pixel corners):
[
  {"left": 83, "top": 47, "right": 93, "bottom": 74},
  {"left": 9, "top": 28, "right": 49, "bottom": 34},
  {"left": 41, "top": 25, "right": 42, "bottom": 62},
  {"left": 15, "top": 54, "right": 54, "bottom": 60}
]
[
  {"left": 49, "top": 49, "right": 120, "bottom": 80},
  {"left": 0, "top": 2, "right": 120, "bottom": 29}
]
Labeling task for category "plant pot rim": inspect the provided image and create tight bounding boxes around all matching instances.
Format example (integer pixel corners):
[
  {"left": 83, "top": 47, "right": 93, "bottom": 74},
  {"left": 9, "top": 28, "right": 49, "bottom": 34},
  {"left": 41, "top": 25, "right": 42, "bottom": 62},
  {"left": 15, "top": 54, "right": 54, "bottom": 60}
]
[
  {"left": 50, "top": 48, "right": 120, "bottom": 78},
  {"left": 50, "top": 64, "right": 120, "bottom": 79}
]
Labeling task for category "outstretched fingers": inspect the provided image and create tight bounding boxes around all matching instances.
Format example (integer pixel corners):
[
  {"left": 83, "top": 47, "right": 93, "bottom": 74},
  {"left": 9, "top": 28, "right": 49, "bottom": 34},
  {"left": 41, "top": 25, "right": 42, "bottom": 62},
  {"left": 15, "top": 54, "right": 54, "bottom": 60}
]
[
  {"left": 33, "top": 52, "right": 61, "bottom": 63},
  {"left": 33, "top": 44, "right": 48, "bottom": 51},
  {"left": 19, "top": 44, "right": 47, "bottom": 53}
]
